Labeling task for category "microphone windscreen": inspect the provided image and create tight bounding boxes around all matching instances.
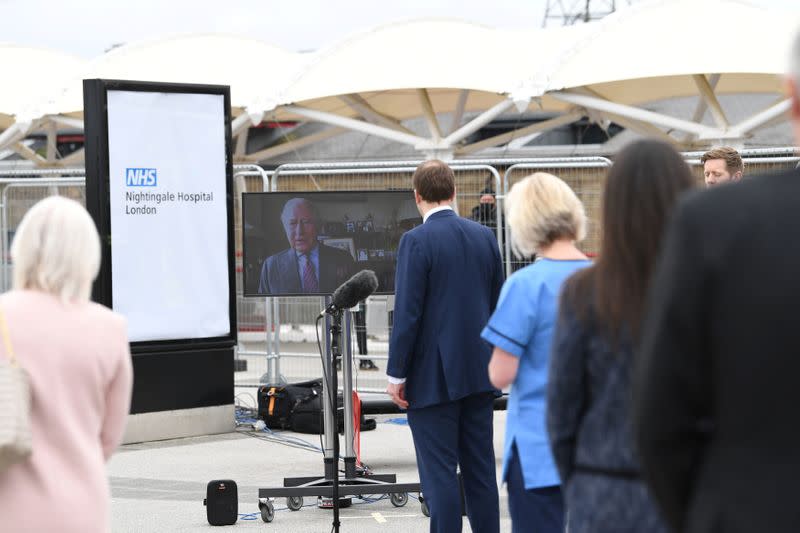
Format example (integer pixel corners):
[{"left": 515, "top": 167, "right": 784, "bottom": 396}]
[{"left": 331, "top": 270, "right": 379, "bottom": 309}]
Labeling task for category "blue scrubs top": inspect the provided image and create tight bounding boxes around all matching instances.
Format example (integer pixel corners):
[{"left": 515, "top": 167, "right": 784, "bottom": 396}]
[{"left": 481, "top": 258, "right": 591, "bottom": 489}]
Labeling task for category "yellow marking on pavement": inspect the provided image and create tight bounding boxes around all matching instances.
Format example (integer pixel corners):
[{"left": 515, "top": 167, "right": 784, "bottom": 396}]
[{"left": 372, "top": 512, "right": 387, "bottom": 523}]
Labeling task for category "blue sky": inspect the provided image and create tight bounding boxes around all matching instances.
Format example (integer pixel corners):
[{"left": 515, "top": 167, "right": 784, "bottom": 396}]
[{"left": 1, "top": 0, "right": 798, "bottom": 57}]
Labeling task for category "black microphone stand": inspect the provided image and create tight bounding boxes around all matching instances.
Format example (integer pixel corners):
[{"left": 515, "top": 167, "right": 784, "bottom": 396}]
[
  {"left": 256, "top": 289, "right": 422, "bottom": 526},
  {"left": 328, "top": 308, "right": 343, "bottom": 533}
]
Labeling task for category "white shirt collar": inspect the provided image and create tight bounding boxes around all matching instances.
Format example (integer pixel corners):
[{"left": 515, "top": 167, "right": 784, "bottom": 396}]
[
  {"left": 423, "top": 205, "right": 453, "bottom": 223},
  {"left": 294, "top": 245, "right": 319, "bottom": 260}
]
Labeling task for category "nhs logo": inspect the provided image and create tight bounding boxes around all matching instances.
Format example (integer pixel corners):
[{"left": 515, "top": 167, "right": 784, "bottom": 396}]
[{"left": 125, "top": 168, "right": 157, "bottom": 187}]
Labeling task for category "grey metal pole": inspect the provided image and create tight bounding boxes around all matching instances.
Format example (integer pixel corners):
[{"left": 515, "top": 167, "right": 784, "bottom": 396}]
[
  {"left": 342, "top": 310, "right": 356, "bottom": 479},
  {"left": 272, "top": 298, "right": 282, "bottom": 383},
  {"left": 322, "top": 299, "right": 336, "bottom": 466}
]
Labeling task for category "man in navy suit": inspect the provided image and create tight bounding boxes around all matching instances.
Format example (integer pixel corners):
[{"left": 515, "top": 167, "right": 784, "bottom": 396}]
[
  {"left": 387, "top": 160, "right": 504, "bottom": 533},
  {"left": 257, "top": 197, "right": 355, "bottom": 295}
]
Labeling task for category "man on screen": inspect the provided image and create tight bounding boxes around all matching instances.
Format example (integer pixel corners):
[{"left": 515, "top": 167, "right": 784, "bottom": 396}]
[{"left": 258, "top": 197, "right": 355, "bottom": 295}]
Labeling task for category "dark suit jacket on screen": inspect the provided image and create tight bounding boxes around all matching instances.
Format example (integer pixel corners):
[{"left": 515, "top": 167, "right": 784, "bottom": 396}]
[
  {"left": 257, "top": 243, "right": 355, "bottom": 295},
  {"left": 387, "top": 209, "right": 504, "bottom": 409},
  {"left": 635, "top": 168, "right": 800, "bottom": 533}
]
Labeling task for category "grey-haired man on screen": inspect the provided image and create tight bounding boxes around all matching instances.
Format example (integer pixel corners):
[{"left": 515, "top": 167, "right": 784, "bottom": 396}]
[{"left": 258, "top": 197, "right": 354, "bottom": 295}]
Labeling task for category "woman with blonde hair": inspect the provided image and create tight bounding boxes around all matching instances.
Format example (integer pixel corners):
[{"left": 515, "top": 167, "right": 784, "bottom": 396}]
[
  {"left": 481, "top": 172, "right": 591, "bottom": 532},
  {"left": 0, "top": 196, "right": 132, "bottom": 533}
]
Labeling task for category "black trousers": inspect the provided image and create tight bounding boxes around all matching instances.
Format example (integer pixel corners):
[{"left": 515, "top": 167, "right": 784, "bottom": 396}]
[{"left": 352, "top": 309, "right": 367, "bottom": 355}]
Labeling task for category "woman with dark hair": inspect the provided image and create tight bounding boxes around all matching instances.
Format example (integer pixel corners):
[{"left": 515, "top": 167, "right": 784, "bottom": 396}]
[{"left": 546, "top": 139, "right": 695, "bottom": 533}]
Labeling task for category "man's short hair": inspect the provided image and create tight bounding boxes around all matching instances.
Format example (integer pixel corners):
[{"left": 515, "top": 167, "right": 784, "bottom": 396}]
[
  {"left": 700, "top": 147, "right": 744, "bottom": 175},
  {"left": 412, "top": 160, "right": 455, "bottom": 203}
]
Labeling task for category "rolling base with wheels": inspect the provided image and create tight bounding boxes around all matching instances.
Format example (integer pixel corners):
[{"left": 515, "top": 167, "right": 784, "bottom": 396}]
[
  {"left": 256, "top": 306, "right": 424, "bottom": 525},
  {"left": 257, "top": 474, "right": 423, "bottom": 523},
  {"left": 259, "top": 499, "right": 275, "bottom": 523}
]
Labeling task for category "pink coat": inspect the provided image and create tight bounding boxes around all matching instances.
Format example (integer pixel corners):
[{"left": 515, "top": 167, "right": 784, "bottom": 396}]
[{"left": 0, "top": 290, "right": 132, "bottom": 533}]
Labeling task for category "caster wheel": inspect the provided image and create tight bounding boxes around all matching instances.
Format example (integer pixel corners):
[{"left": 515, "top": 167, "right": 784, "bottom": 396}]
[
  {"left": 390, "top": 492, "right": 408, "bottom": 507},
  {"left": 420, "top": 495, "right": 430, "bottom": 517},
  {"left": 287, "top": 496, "right": 303, "bottom": 511},
  {"left": 260, "top": 501, "right": 275, "bottom": 523}
]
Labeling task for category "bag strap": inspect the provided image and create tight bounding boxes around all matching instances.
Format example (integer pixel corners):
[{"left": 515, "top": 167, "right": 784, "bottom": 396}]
[
  {"left": 0, "top": 308, "right": 18, "bottom": 367},
  {"left": 268, "top": 387, "right": 277, "bottom": 416}
]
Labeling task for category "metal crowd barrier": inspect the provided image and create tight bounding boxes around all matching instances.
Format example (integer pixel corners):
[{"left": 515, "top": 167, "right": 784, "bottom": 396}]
[
  {"left": 3, "top": 150, "right": 798, "bottom": 393},
  {"left": 0, "top": 166, "right": 281, "bottom": 391},
  {"left": 681, "top": 146, "right": 798, "bottom": 158},
  {"left": 244, "top": 157, "right": 611, "bottom": 389},
  {"left": 236, "top": 164, "right": 504, "bottom": 390},
  {"left": 502, "top": 159, "right": 612, "bottom": 275},
  {"left": 253, "top": 149, "right": 800, "bottom": 389},
  {"left": 0, "top": 176, "right": 87, "bottom": 290},
  {"left": 684, "top": 155, "right": 800, "bottom": 185}
]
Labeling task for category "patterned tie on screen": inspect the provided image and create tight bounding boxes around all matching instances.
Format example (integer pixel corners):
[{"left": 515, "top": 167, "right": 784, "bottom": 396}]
[{"left": 302, "top": 255, "right": 318, "bottom": 293}]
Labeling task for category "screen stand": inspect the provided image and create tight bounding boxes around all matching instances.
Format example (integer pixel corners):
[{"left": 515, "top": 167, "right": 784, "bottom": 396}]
[
  {"left": 327, "top": 307, "right": 343, "bottom": 533},
  {"left": 257, "top": 302, "right": 422, "bottom": 525}
]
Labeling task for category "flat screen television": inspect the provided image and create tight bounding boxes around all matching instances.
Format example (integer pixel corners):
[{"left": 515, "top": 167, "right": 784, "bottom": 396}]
[{"left": 242, "top": 190, "right": 422, "bottom": 297}]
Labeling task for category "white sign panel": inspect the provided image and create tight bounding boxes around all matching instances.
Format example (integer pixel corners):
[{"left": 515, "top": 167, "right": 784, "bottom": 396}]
[{"left": 107, "top": 90, "right": 230, "bottom": 342}]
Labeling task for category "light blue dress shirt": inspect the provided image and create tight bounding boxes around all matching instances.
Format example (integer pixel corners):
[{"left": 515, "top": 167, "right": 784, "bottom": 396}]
[{"left": 481, "top": 258, "right": 590, "bottom": 489}]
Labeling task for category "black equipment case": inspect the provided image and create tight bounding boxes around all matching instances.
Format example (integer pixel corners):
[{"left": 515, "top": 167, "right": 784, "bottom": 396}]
[
  {"left": 257, "top": 379, "right": 324, "bottom": 431},
  {"left": 204, "top": 479, "right": 238, "bottom": 525},
  {"left": 258, "top": 379, "right": 360, "bottom": 434}
]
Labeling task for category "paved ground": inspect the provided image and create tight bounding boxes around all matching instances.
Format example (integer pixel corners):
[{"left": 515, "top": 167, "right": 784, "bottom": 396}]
[{"left": 109, "top": 411, "right": 513, "bottom": 532}]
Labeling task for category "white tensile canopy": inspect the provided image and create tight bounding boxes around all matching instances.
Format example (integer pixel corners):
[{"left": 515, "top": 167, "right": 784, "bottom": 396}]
[
  {"left": 0, "top": 34, "right": 308, "bottom": 166},
  {"left": 52, "top": 33, "right": 308, "bottom": 116},
  {"left": 0, "top": 0, "right": 797, "bottom": 166},
  {"left": 536, "top": 0, "right": 798, "bottom": 145},
  {"left": 0, "top": 44, "right": 87, "bottom": 129},
  {"left": 251, "top": 20, "right": 591, "bottom": 159},
  {"left": 0, "top": 44, "right": 87, "bottom": 161}
]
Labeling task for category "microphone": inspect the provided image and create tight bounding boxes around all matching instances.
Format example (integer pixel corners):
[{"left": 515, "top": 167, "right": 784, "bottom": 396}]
[{"left": 319, "top": 270, "right": 379, "bottom": 318}]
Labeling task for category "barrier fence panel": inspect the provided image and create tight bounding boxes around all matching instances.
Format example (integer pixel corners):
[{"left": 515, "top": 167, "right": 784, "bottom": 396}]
[
  {"left": 685, "top": 156, "right": 800, "bottom": 185},
  {"left": 0, "top": 166, "right": 277, "bottom": 393},
  {"left": 270, "top": 157, "right": 614, "bottom": 277},
  {"left": 503, "top": 160, "right": 612, "bottom": 275},
  {"left": 0, "top": 175, "right": 87, "bottom": 291},
  {"left": 7, "top": 153, "right": 798, "bottom": 393},
  {"left": 681, "top": 147, "right": 799, "bottom": 185},
  {"left": 236, "top": 164, "right": 501, "bottom": 392},
  {"left": 681, "top": 147, "right": 798, "bottom": 159},
  {"left": 229, "top": 166, "right": 280, "bottom": 388}
]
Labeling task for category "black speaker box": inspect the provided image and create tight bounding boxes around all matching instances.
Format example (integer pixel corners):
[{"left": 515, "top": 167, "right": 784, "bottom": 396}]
[{"left": 204, "top": 479, "right": 238, "bottom": 526}]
